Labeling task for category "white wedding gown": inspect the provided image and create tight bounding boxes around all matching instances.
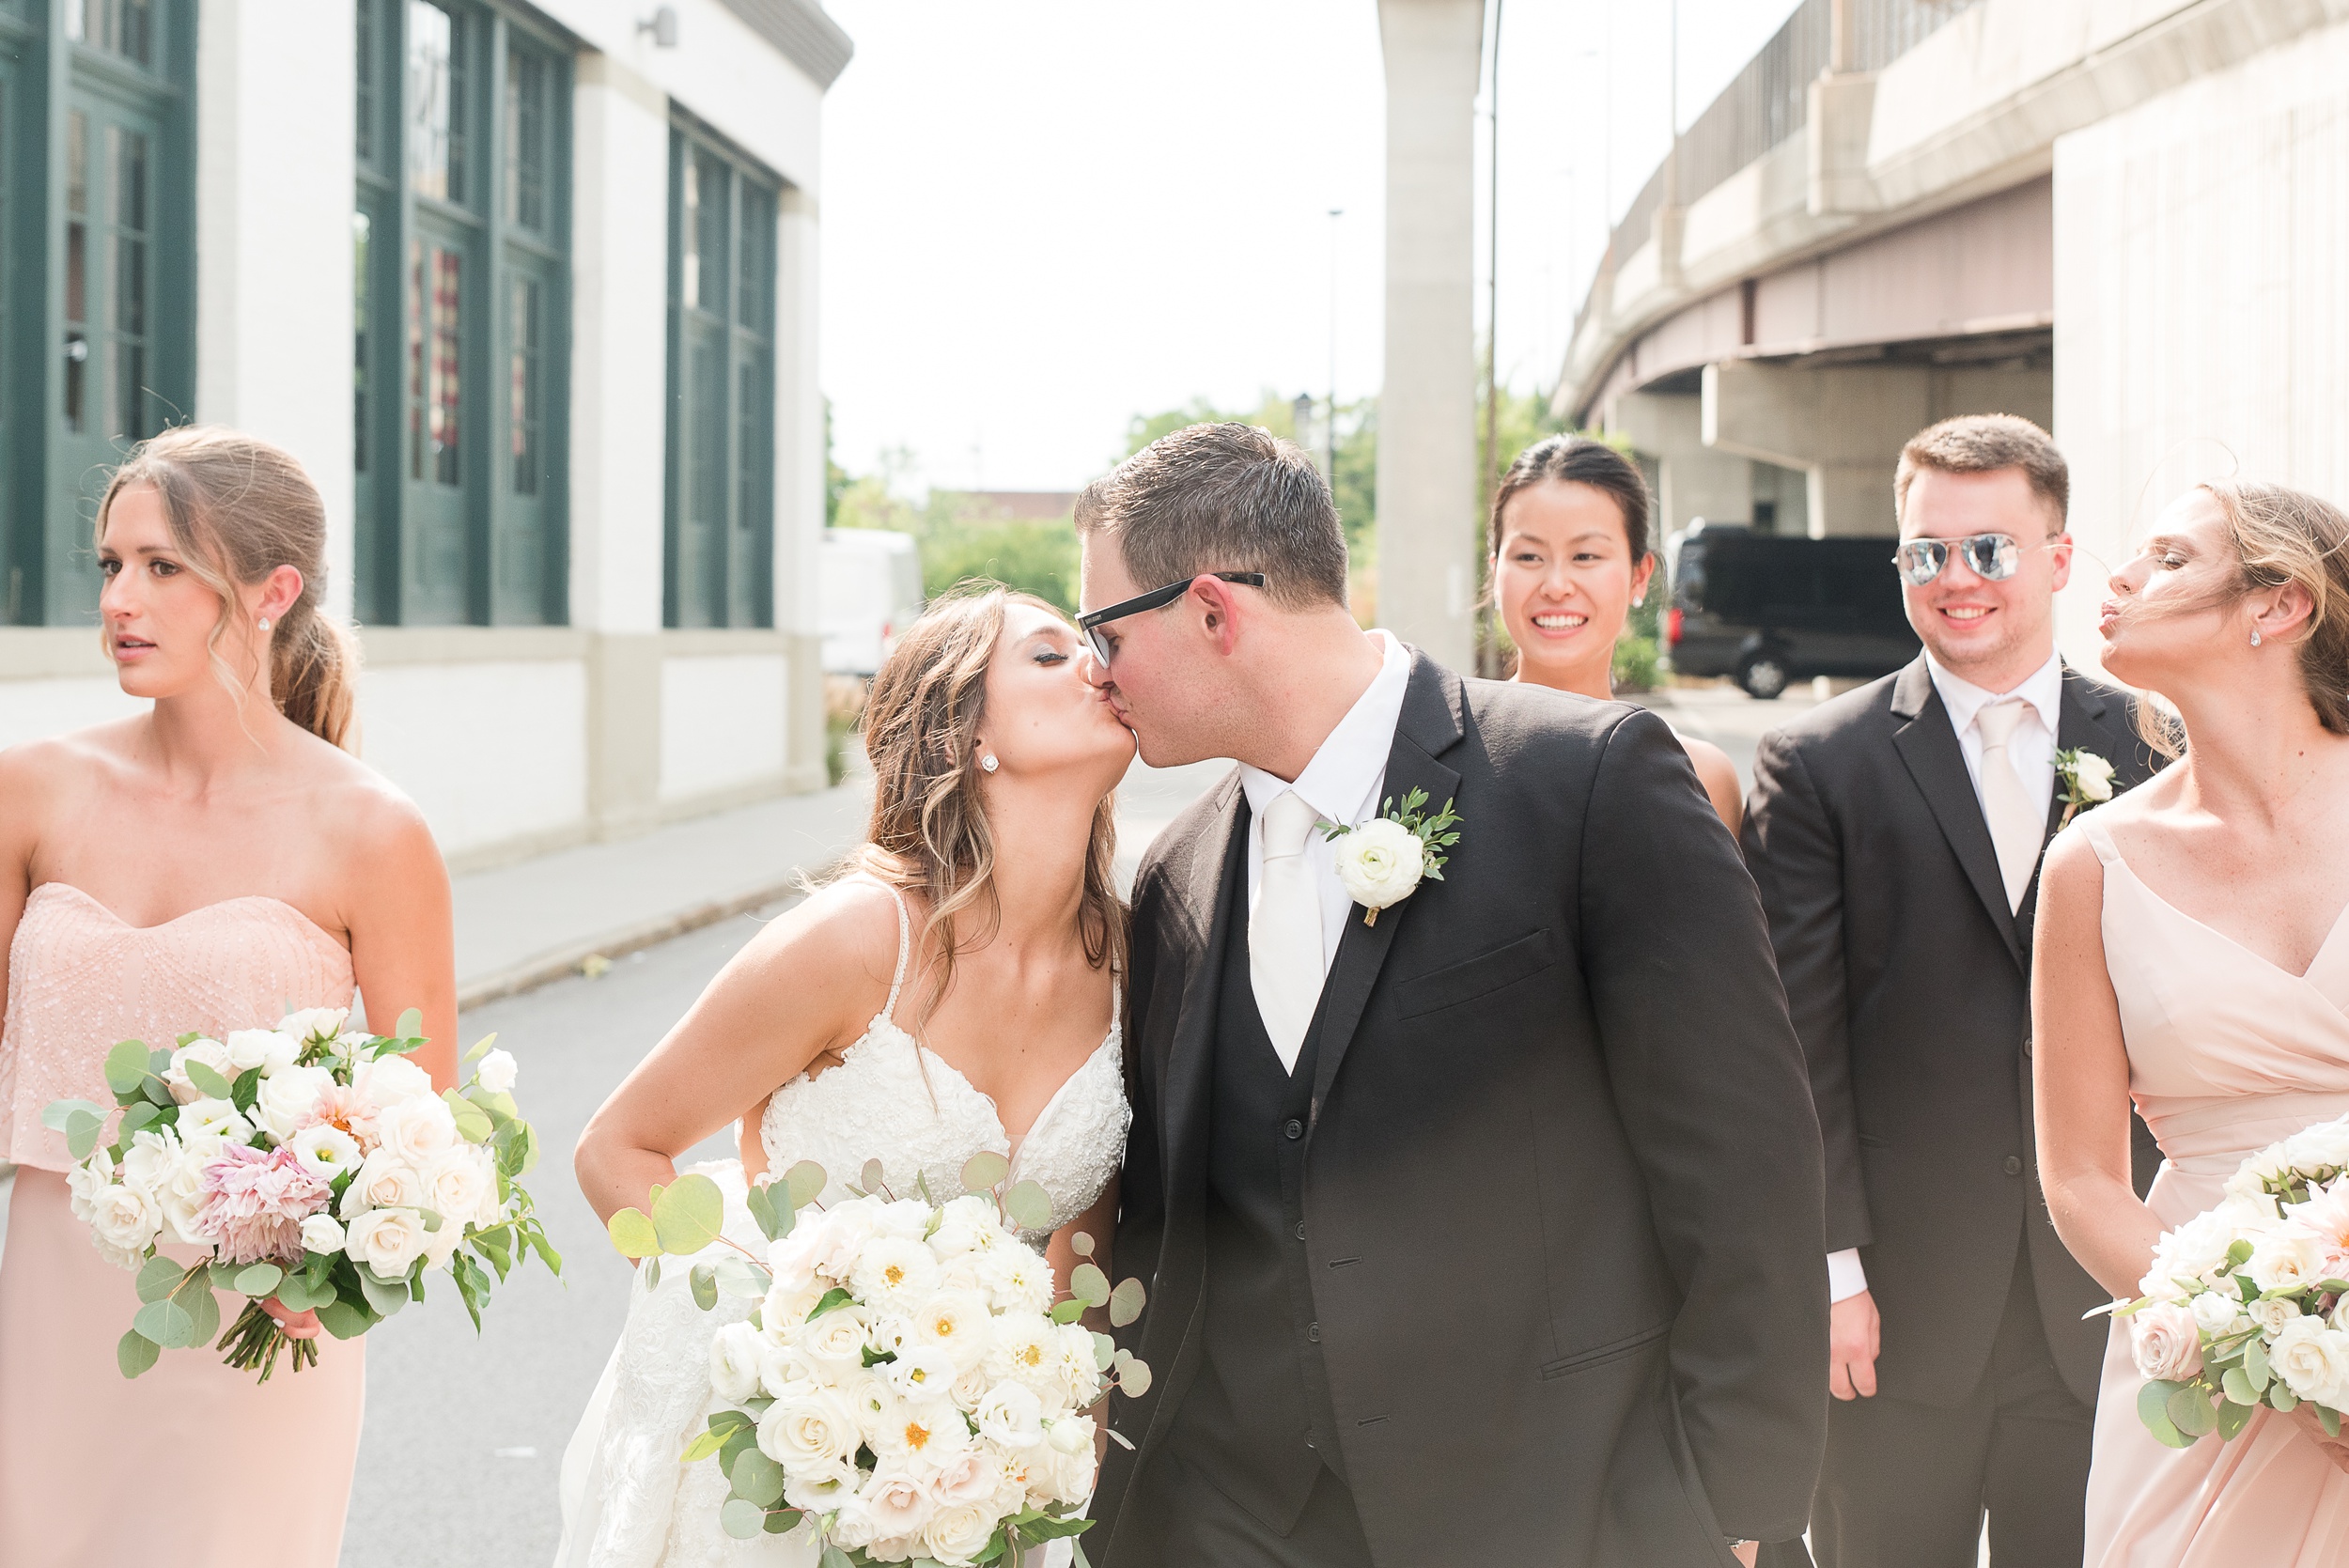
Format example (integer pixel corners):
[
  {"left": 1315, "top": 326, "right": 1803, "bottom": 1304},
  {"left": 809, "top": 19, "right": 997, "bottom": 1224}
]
[{"left": 555, "top": 885, "right": 1130, "bottom": 1568}]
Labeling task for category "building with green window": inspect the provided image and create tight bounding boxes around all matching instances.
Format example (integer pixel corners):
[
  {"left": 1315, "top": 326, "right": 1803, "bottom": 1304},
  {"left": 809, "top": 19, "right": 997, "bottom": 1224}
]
[{"left": 0, "top": 0, "right": 848, "bottom": 866}]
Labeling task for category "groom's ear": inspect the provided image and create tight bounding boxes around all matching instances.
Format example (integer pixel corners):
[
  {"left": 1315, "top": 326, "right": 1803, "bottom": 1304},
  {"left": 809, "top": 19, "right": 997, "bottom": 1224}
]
[{"left": 1186, "top": 575, "right": 1246, "bottom": 658}]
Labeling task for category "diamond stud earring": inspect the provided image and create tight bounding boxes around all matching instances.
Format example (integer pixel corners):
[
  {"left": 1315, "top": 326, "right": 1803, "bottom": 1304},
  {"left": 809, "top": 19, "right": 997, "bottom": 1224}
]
[
  {"left": 258, "top": 617, "right": 272, "bottom": 632},
  {"left": 2251, "top": 627, "right": 2263, "bottom": 647},
  {"left": 980, "top": 754, "right": 999, "bottom": 774}
]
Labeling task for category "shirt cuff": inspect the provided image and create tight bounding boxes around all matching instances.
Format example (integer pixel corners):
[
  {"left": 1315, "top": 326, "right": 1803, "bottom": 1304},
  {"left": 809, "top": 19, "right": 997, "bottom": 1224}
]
[{"left": 1827, "top": 1249, "right": 1868, "bottom": 1304}]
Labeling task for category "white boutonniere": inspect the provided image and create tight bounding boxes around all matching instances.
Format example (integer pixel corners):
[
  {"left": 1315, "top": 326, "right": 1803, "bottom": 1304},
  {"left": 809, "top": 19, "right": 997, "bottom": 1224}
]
[
  {"left": 1320, "top": 787, "right": 1461, "bottom": 926},
  {"left": 2057, "top": 748, "right": 2117, "bottom": 829}
]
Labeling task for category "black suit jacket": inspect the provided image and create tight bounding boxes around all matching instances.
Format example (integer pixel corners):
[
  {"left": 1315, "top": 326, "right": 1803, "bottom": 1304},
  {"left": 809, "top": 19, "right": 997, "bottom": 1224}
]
[
  {"left": 1097, "top": 653, "right": 1829, "bottom": 1565},
  {"left": 1740, "top": 657, "right": 2160, "bottom": 1408}
]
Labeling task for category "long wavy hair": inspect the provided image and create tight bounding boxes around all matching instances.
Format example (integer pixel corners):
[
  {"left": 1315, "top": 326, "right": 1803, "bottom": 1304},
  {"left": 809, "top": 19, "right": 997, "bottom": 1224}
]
[{"left": 848, "top": 585, "right": 1124, "bottom": 1035}]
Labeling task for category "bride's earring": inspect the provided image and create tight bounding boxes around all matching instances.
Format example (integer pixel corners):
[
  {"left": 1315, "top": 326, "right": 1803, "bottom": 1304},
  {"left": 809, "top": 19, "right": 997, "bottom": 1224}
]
[
  {"left": 980, "top": 753, "right": 999, "bottom": 774},
  {"left": 257, "top": 617, "right": 272, "bottom": 632},
  {"left": 2251, "top": 627, "right": 2263, "bottom": 647},
  {"left": 1630, "top": 593, "right": 1645, "bottom": 608}
]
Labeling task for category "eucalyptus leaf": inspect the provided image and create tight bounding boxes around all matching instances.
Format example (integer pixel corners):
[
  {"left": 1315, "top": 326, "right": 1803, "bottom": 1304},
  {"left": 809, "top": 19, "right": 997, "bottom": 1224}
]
[
  {"left": 65, "top": 1109, "right": 103, "bottom": 1161},
  {"left": 646, "top": 1258, "right": 662, "bottom": 1291},
  {"left": 2325, "top": 1405, "right": 2344, "bottom": 1439},
  {"left": 681, "top": 1428, "right": 727, "bottom": 1464},
  {"left": 1050, "top": 1299, "right": 1085, "bottom": 1326},
  {"left": 1069, "top": 1264, "right": 1110, "bottom": 1309},
  {"left": 2216, "top": 1397, "right": 2255, "bottom": 1440},
  {"left": 359, "top": 1270, "right": 410, "bottom": 1318},
  {"left": 1108, "top": 1278, "right": 1146, "bottom": 1329},
  {"left": 135, "top": 1256, "right": 186, "bottom": 1304},
  {"left": 103, "top": 1039, "right": 152, "bottom": 1095},
  {"left": 763, "top": 1508, "right": 802, "bottom": 1535},
  {"left": 786, "top": 1160, "right": 829, "bottom": 1210},
  {"left": 1112, "top": 1351, "right": 1152, "bottom": 1397},
  {"left": 117, "top": 1327, "right": 162, "bottom": 1378},
  {"left": 2272, "top": 1383, "right": 2301, "bottom": 1413},
  {"left": 745, "top": 1182, "right": 783, "bottom": 1243},
  {"left": 861, "top": 1158, "right": 886, "bottom": 1195},
  {"left": 2222, "top": 1367, "right": 2260, "bottom": 1407},
  {"left": 444, "top": 1090, "right": 494, "bottom": 1143},
  {"left": 182, "top": 1281, "right": 220, "bottom": 1346},
  {"left": 1005, "top": 1180, "right": 1052, "bottom": 1234},
  {"left": 395, "top": 1007, "right": 425, "bottom": 1041},
  {"left": 133, "top": 1297, "right": 195, "bottom": 1350},
  {"left": 729, "top": 1448, "right": 786, "bottom": 1508},
  {"left": 117, "top": 1101, "right": 163, "bottom": 1141},
  {"left": 184, "top": 1059, "right": 234, "bottom": 1099},
  {"left": 691, "top": 1262, "right": 719, "bottom": 1312},
  {"left": 1069, "top": 1232, "right": 1095, "bottom": 1258},
  {"left": 2245, "top": 1339, "right": 2273, "bottom": 1389},
  {"left": 652, "top": 1173, "right": 728, "bottom": 1254},
  {"left": 961, "top": 1151, "right": 1010, "bottom": 1194},
  {"left": 233, "top": 1263, "right": 285, "bottom": 1297},
  {"left": 2167, "top": 1384, "right": 2217, "bottom": 1437},
  {"left": 720, "top": 1498, "right": 766, "bottom": 1541},
  {"left": 464, "top": 1032, "right": 498, "bottom": 1063},
  {"left": 715, "top": 1255, "right": 772, "bottom": 1300},
  {"left": 40, "top": 1097, "right": 107, "bottom": 1132},
  {"left": 317, "top": 1298, "right": 375, "bottom": 1340},
  {"left": 820, "top": 1546, "right": 855, "bottom": 1568},
  {"left": 1089, "top": 1330, "right": 1114, "bottom": 1372}
]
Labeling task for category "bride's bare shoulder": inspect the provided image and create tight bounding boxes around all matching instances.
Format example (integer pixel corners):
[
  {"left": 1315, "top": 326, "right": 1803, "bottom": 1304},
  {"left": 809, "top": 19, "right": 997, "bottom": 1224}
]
[{"left": 728, "top": 873, "right": 908, "bottom": 1010}]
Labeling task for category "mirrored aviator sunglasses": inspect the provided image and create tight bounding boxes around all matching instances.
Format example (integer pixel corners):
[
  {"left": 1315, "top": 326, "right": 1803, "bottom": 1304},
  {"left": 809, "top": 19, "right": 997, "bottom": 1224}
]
[{"left": 1892, "top": 533, "right": 2023, "bottom": 587}]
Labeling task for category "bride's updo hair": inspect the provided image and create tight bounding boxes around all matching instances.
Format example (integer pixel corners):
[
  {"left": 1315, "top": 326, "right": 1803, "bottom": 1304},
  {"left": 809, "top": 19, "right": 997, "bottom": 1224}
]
[
  {"left": 94, "top": 426, "right": 359, "bottom": 750},
  {"left": 852, "top": 584, "right": 1123, "bottom": 1032},
  {"left": 2143, "top": 481, "right": 2349, "bottom": 757}
]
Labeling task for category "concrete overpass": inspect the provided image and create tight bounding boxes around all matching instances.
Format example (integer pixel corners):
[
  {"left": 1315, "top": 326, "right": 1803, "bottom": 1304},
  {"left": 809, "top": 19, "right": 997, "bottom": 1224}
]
[{"left": 1555, "top": 0, "right": 2349, "bottom": 660}]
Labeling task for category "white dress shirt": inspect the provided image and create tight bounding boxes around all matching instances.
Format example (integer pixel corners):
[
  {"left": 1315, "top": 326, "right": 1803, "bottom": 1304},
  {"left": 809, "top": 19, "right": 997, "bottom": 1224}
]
[
  {"left": 1828, "top": 646, "right": 2065, "bottom": 1307},
  {"left": 1237, "top": 630, "right": 1413, "bottom": 977}
]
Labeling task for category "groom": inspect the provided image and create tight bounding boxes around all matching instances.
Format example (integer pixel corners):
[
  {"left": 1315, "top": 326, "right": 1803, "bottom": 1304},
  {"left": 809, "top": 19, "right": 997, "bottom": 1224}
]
[{"left": 1076, "top": 423, "right": 1828, "bottom": 1567}]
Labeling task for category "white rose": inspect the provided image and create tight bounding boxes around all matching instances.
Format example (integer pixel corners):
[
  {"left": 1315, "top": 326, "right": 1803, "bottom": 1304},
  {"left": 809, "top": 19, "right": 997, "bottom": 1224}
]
[
  {"left": 803, "top": 1203, "right": 884, "bottom": 1282},
  {"left": 278, "top": 1007, "right": 350, "bottom": 1046},
  {"left": 757, "top": 1385, "right": 863, "bottom": 1474},
  {"left": 288, "top": 1122, "right": 365, "bottom": 1183},
  {"left": 2270, "top": 1313, "right": 2349, "bottom": 1401},
  {"left": 922, "top": 1502, "right": 1000, "bottom": 1567},
  {"left": 765, "top": 1276, "right": 829, "bottom": 1332},
  {"left": 225, "top": 1028, "right": 301, "bottom": 1078},
  {"left": 2248, "top": 1294, "right": 2304, "bottom": 1339},
  {"left": 837, "top": 1368, "right": 900, "bottom": 1434},
  {"left": 117, "top": 1126, "right": 179, "bottom": 1204},
  {"left": 2295, "top": 1123, "right": 2349, "bottom": 1172},
  {"left": 356, "top": 1054, "right": 435, "bottom": 1110},
  {"left": 1331, "top": 816, "right": 1424, "bottom": 911},
  {"left": 709, "top": 1322, "right": 767, "bottom": 1404},
  {"left": 420, "top": 1210, "right": 464, "bottom": 1269},
  {"left": 344, "top": 1206, "right": 428, "bottom": 1276},
  {"left": 474, "top": 1048, "right": 519, "bottom": 1094},
  {"left": 340, "top": 1147, "right": 426, "bottom": 1219},
  {"left": 419, "top": 1145, "right": 493, "bottom": 1234},
  {"left": 1046, "top": 1412, "right": 1096, "bottom": 1456},
  {"left": 179, "top": 1096, "right": 256, "bottom": 1145},
  {"left": 857, "top": 1465, "right": 939, "bottom": 1539},
  {"left": 758, "top": 1337, "right": 819, "bottom": 1400},
  {"left": 2129, "top": 1301, "right": 2205, "bottom": 1382},
  {"left": 926, "top": 1448, "right": 1002, "bottom": 1508},
  {"left": 2250, "top": 1226, "right": 2331, "bottom": 1295},
  {"left": 300, "top": 1213, "right": 348, "bottom": 1255},
  {"left": 85, "top": 1179, "right": 163, "bottom": 1265},
  {"left": 158, "top": 1136, "right": 227, "bottom": 1245},
  {"left": 254, "top": 1063, "right": 334, "bottom": 1141},
  {"left": 1039, "top": 1439, "right": 1096, "bottom": 1505},
  {"left": 372, "top": 1094, "right": 459, "bottom": 1165},
  {"left": 2190, "top": 1290, "right": 2245, "bottom": 1338},
  {"left": 2069, "top": 752, "right": 2116, "bottom": 803},
  {"left": 948, "top": 1361, "right": 991, "bottom": 1412},
  {"left": 801, "top": 1305, "right": 878, "bottom": 1371},
  {"left": 909, "top": 1287, "right": 993, "bottom": 1373},
  {"left": 871, "top": 1199, "right": 933, "bottom": 1242},
  {"left": 163, "top": 1038, "right": 236, "bottom": 1104},
  {"left": 929, "top": 1194, "right": 1007, "bottom": 1258},
  {"left": 972, "top": 1381, "right": 1045, "bottom": 1449},
  {"left": 850, "top": 1236, "right": 943, "bottom": 1311}
]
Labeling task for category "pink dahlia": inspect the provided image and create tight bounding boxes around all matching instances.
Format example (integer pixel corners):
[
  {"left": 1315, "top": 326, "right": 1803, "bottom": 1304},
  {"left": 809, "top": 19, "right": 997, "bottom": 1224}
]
[
  {"left": 193, "top": 1144, "right": 334, "bottom": 1265},
  {"left": 303, "top": 1080, "right": 381, "bottom": 1151}
]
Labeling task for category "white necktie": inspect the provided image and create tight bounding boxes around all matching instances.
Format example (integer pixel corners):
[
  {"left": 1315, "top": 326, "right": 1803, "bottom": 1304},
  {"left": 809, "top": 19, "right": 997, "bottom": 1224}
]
[
  {"left": 1251, "top": 789, "right": 1326, "bottom": 1075},
  {"left": 1975, "top": 698, "right": 2046, "bottom": 913}
]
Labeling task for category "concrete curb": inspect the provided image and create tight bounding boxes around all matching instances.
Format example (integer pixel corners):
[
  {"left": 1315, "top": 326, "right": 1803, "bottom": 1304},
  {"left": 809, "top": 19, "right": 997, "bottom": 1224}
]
[{"left": 456, "top": 877, "right": 811, "bottom": 1012}]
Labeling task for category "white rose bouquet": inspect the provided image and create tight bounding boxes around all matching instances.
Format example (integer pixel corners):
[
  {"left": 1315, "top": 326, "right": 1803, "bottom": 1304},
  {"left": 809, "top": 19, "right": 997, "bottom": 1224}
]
[
  {"left": 45, "top": 1010, "right": 558, "bottom": 1382},
  {"left": 607, "top": 1152, "right": 1151, "bottom": 1566},
  {"left": 2110, "top": 1111, "right": 2349, "bottom": 1446}
]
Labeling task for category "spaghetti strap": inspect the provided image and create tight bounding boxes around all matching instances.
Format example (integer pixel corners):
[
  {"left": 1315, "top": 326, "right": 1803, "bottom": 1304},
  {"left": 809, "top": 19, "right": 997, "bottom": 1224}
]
[
  {"left": 879, "top": 883, "right": 911, "bottom": 1025},
  {"left": 2077, "top": 814, "right": 2122, "bottom": 867}
]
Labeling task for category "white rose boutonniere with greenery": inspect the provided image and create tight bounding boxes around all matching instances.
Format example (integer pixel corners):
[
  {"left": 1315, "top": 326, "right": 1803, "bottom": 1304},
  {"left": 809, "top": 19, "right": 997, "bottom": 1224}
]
[
  {"left": 1321, "top": 787, "right": 1462, "bottom": 926},
  {"left": 2057, "top": 748, "right": 2118, "bottom": 829}
]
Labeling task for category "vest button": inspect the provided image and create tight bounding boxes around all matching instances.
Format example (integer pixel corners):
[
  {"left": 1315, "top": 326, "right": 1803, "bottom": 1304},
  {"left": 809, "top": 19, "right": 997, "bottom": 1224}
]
[
  {"left": 1295, "top": 1220, "right": 1307, "bottom": 1241},
  {"left": 2003, "top": 1155, "right": 2023, "bottom": 1176},
  {"left": 1307, "top": 1322, "right": 1321, "bottom": 1343},
  {"left": 1283, "top": 1118, "right": 1304, "bottom": 1141}
]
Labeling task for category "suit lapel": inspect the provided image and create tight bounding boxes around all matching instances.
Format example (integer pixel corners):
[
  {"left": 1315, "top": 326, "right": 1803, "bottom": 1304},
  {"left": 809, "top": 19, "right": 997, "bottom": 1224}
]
[
  {"left": 1159, "top": 772, "right": 1246, "bottom": 1208},
  {"left": 2044, "top": 664, "right": 2114, "bottom": 843},
  {"left": 1889, "top": 657, "right": 2024, "bottom": 970},
  {"left": 1310, "top": 654, "right": 1465, "bottom": 1112}
]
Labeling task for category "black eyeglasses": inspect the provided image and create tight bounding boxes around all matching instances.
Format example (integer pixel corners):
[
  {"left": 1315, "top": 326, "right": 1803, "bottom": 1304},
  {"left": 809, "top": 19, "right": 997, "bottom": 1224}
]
[
  {"left": 1892, "top": 534, "right": 2024, "bottom": 586},
  {"left": 1077, "top": 571, "right": 1266, "bottom": 664}
]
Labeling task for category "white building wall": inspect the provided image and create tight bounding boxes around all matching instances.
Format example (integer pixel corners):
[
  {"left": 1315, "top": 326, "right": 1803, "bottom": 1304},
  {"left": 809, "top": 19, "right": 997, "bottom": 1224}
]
[
  {"left": 2052, "top": 18, "right": 2349, "bottom": 668},
  {"left": 358, "top": 660, "right": 591, "bottom": 860},
  {"left": 661, "top": 654, "right": 789, "bottom": 803}
]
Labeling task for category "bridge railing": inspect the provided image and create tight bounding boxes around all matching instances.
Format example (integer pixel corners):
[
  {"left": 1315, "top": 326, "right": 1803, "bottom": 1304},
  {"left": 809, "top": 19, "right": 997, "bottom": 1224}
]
[{"left": 1599, "top": 0, "right": 1979, "bottom": 271}]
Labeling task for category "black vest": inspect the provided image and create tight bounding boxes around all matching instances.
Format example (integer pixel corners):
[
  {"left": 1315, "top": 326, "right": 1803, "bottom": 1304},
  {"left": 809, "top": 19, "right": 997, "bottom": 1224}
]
[{"left": 1166, "top": 860, "right": 1345, "bottom": 1531}]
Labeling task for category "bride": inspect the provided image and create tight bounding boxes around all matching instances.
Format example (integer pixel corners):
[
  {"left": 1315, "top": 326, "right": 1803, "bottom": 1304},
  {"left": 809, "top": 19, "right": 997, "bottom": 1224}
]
[
  {"left": 561, "top": 587, "right": 1136, "bottom": 1566},
  {"left": 2036, "top": 479, "right": 2349, "bottom": 1563}
]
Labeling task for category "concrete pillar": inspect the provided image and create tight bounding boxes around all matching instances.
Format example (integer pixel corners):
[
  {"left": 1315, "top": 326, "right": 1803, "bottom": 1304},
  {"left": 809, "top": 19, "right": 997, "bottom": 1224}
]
[
  {"left": 1605, "top": 392, "right": 1752, "bottom": 537},
  {"left": 775, "top": 187, "right": 829, "bottom": 792},
  {"left": 1375, "top": 0, "right": 1484, "bottom": 674},
  {"left": 194, "top": 0, "right": 358, "bottom": 617},
  {"left": 569, "top": 55, "right": 672, "bottom": 838}
]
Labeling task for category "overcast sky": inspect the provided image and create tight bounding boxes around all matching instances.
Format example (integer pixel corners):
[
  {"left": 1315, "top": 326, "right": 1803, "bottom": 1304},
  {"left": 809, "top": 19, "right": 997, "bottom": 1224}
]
[{"left": 817, "top": 0, "right": 1805, "bottom": 494}]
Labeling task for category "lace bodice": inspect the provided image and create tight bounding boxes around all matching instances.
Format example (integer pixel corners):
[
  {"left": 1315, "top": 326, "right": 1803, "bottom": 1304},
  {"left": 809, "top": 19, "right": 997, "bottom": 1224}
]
[
  {"left": 0, "top": 883, "right": 355, "bottom": 1172},
  {"left": 558, "top": 882, "right": 1128, "bottom": 1568},
  {"left": 759, "top": 884, "right": 1128, "bottom": 1241}
]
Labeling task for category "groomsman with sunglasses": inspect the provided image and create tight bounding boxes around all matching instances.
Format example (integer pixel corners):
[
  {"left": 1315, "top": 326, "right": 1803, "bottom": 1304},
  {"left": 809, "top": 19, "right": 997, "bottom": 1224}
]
[{"left": 1743, "top": 415, "right": 2161, "bottom": 1567}]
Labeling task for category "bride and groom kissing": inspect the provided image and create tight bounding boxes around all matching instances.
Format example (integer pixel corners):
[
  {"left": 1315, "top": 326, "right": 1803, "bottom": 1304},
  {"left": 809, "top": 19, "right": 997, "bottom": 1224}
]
[{"left": 566, "top": 420, "right": 1829, "bottom": 1566}]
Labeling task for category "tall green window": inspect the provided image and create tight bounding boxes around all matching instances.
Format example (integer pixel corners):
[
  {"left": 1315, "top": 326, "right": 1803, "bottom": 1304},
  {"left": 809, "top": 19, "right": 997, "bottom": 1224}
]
[
  {"left": 664, "top": 121, "right": 776, "bottom": 629},
  {"left": 0, "top": 0, "right": 193, "bottom": 626},
  {"left": 354, "top": 0, "right": 569, "bottom": 627}
]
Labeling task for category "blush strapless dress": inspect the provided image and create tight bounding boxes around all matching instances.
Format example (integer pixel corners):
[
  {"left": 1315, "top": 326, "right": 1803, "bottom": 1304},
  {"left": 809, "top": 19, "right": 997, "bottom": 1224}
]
[
  {"left": 2076, "top": 817, "right": 2349, "bottom": 1564},
  {"left": 0, "top": 882, "right": 367, "bottom": 1568}
]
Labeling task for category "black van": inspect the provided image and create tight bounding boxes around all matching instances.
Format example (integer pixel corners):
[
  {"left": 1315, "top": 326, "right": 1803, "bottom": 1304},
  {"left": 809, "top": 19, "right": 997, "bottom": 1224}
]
[{"left": 1663, "top": 522, "right": 1921, "bottom": 698}]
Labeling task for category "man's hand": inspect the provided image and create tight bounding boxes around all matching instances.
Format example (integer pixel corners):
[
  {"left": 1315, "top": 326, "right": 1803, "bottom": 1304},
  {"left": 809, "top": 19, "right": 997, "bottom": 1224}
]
[
  {"left": 1731, "top": 1542, "right": 1759, "bottom": 1567},
  {"left": 1828, "top": 1289, "right": 1880, "bottom": 1401}
]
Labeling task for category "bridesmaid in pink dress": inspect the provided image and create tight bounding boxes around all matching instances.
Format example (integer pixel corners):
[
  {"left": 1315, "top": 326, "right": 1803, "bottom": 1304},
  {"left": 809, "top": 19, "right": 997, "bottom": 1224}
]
[
  {"left": 2036, "top": 479, "right": 2349, "bottom": 1565},
  {"left": 0, "top": 427, "right": 457, "bottom": 1568}
]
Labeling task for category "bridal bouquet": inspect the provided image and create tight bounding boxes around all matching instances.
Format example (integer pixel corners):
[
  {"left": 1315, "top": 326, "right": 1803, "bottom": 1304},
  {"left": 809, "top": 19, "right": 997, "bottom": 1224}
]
[
  {"left": 608, "top": 1152, "right": 1150, "bottom": 1566},
  {"left": 43, "top": 1008, "right": 560, "bottom": 1381},
  {"left": 2115, "top": 1112, "right": 2349, "bottom": 1445}
]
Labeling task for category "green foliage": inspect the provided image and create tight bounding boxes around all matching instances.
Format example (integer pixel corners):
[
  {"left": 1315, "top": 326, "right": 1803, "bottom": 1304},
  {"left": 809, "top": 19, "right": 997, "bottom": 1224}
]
[
  {"left": 1123, "top": 392, "right": 1379, "bottom": 573},
  {"left": 1611, "top": 633, "right": 1661, "bottom": 694},
  {"left": 832, "top": 457, "right": 1081, "bottom": 613}
]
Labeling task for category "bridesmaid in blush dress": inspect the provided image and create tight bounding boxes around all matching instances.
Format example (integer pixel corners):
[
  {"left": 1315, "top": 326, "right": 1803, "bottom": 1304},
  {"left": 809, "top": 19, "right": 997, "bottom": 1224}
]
[
  {"left": 0, "top": 427, "right": 458, "bottom": 1568},
  {"left": 2036, "top": 480, "right": 2349, "bottom": 1565}
]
